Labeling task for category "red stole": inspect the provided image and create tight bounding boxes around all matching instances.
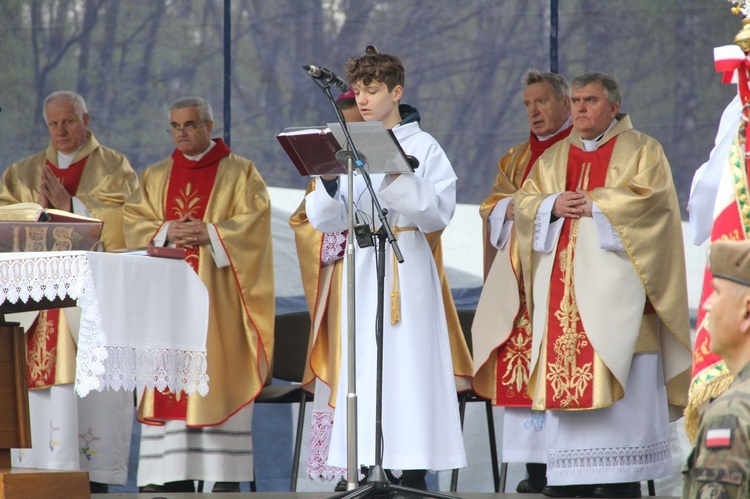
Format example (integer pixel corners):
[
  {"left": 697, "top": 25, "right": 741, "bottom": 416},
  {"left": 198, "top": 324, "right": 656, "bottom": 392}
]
[
  {"left": 46, "top": 157, "right": 87, "bottom": 199},
  {"left": 543, "top": 138, "right": 615, "bottom": 409},
  {"left": 493, "top": 124, "right": 573, "bottom": 407},
  {"left": 153, "top": 139, "right": 228, "bottom": 420},
  {"left": 26, "top": 157, "right": 88, "bottom": 388}
]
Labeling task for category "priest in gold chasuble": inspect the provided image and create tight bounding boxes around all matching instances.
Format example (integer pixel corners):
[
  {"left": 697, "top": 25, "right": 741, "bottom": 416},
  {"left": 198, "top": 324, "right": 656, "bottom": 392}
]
[
  {"left": 123, "top": 97, "right": 273, "bottom": 493},
  {"left": 473, "top": 71, "right": 571, "bottom": 493},
  {"left": 1, "top": 91, "right": 138, "bottom": 492},
  {"left": 515, "top": 73, "right": 691, "bottom": 496}
]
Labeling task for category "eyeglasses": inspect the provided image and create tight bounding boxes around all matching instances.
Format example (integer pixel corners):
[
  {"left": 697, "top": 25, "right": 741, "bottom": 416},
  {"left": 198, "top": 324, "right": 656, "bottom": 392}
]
[{"left": 168, "top": 121, "right": 208, "bottom": 134}]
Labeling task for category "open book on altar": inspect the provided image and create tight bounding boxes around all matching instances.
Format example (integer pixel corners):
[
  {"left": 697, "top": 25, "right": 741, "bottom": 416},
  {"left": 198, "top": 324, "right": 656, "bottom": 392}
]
[
  {"left": 276, "top": 121, "right": 415, "bottom": 176},
  {"left": 0, "top": 202, "right": 103, "bottom": 252}
]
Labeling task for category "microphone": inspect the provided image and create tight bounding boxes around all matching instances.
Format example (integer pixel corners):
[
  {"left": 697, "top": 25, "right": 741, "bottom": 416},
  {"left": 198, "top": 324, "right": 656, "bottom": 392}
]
[{"left": 304, "top": 65, "right": 348, "bottom": 93}]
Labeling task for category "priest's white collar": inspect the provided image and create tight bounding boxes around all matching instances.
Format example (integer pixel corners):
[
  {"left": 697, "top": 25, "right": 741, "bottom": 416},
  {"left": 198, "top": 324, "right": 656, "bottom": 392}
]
[
  {"left": 537, "top": 117, "right": 572, "bottom": 142},
  {"left": 581, "top": 118, "right": 618, "bottom": 152},
  {"left": 183, "top": 139, "right": 216, "bottom": 161},
  {"left": 56, "top": 137, "right": 88, "bottom": 169}
]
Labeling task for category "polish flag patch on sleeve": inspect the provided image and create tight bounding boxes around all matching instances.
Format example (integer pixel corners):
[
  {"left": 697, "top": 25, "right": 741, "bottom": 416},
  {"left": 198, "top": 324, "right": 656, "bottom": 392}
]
[{"left": 705, "top": 428, "right": 732, "bottom": 448}]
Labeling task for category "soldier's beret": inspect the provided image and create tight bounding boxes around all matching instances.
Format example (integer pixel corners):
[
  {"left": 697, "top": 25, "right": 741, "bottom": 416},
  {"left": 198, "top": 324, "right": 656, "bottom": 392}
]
[{"left": 709, "top": 239, "right": 750, "bottom": 287}]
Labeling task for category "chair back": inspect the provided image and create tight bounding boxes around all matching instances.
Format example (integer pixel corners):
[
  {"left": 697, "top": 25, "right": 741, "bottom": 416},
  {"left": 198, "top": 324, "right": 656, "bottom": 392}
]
[
  {"left": 457, "top": 309, "right": 475, "bottom": 357},
  {"left": 271, "top": 311, "right": 312, "bottom": 383}
]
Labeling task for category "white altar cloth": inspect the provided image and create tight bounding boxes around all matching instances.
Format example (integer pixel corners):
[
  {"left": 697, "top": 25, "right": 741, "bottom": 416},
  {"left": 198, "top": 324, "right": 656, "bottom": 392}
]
[{"left": 0, "top": 251, "right": 209, "bottom": 397}]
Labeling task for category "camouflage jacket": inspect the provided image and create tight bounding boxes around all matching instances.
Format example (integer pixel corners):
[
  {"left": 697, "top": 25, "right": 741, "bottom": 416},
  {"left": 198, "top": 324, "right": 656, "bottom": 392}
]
[{"left": 683, "top": 361, "right": 750, "bottom": 498}]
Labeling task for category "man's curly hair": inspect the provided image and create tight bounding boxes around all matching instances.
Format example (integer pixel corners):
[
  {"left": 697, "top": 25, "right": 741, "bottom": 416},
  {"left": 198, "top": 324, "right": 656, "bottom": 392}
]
[{"left": 344, "top": 45, "right": 405, "bottom": 91}]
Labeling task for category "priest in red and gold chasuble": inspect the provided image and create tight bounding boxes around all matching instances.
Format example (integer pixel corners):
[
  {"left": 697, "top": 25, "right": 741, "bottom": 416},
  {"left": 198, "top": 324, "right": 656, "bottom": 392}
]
[
  {"left": 0, "top": 132, "right": 138, "bottom": 251},
  {"left": 473, "top": 72, "right": 572, "bottom": 408},
  {"left": 474, "top": 128, "right": 572, "bottom": 407},
  {"left": 516, "top": 113, "right": 691, "bottom": 413},
  {"left": 0, "top": 109, "right": 138, "bottom": 391},
  {"left": 125, "top": 97, "right": 273, "bottom": 489},
  {"left": 514, "top": 75, "right": 691, "bottom": 489},
  {"left": 124, "top": 136, "right": 274, "bottom": 428}
]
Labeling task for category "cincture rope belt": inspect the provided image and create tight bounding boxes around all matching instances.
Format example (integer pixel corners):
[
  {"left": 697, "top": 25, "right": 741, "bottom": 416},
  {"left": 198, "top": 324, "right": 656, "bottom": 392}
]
[{"left": 390, "top": 226, "right": 418, "bottom": 325}]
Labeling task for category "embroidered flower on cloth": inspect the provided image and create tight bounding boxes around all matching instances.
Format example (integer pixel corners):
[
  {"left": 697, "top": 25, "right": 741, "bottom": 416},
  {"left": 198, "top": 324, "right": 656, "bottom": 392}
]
[{"left": 321, "top": 230, "right": 347, "bottom": 266}]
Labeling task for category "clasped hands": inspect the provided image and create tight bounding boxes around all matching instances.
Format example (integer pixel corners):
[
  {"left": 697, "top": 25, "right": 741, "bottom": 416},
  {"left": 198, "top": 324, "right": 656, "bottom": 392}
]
[
  {"left": 552, "top": 189, "right": 593, "bottom": 219},
  {"left": 167, "top": 214, "right": 210, "bottom": 248},
  {"left": 37, "top": 164, "right": 72, "bottom": 210}
]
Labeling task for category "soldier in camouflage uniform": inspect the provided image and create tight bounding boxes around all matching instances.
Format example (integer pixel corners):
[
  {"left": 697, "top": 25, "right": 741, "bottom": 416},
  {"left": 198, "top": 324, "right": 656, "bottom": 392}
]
[{"left": 683, "top": 239, "right": 750, "bottom": 498}]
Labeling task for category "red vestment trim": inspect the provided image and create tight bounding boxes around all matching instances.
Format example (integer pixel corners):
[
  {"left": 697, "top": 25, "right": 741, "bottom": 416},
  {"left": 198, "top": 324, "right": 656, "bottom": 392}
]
[
  {"left": 26, "top": 158, "right": 89, "bottom": 388},
  {"left": 164, "top": 139, "right": 228, "bottom": 272},
  {"left": 27, "top": 309, "right": 60, "bottom": 388},
  {"left": 544, "top": 138, "right": 615, "bottom": 409},
  {"left": 493, "top": 125, "right": 573, "bottom": 407},
  {"left": 153, "top": 139, "right": 229, "bottom": 420},
  {"left": 523, "top": 125, "right": 573, "bottom": 183},
  {"left": 47, "top": 156, "right": 88, "bottom": 198}
]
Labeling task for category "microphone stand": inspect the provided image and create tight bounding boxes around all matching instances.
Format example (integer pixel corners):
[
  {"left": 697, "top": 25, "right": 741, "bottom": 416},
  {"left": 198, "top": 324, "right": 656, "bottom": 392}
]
[{"left": 307, "top": 71, "right": 457, "bottom": 499}]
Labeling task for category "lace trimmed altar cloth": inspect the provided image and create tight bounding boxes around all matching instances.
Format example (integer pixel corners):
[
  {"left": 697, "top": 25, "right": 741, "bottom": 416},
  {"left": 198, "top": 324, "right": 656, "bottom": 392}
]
[{"left": 0, "top": 251, "right": 209, "bottom": 397}]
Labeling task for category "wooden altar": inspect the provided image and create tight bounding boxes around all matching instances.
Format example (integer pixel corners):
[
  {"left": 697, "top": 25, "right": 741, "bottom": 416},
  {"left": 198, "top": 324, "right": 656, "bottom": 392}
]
[{"left": 0, "top": 296, "right": 89, "bottom": 498}]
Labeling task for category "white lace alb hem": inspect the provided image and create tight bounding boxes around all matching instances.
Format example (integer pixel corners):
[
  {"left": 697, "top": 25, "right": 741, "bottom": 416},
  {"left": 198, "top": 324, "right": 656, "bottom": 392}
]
[
  {"left": 547, "top": 440, "right": 671, "bottom": 474},
  {"left": 307, "top": 411, "right": 346, "bottom": 481}
]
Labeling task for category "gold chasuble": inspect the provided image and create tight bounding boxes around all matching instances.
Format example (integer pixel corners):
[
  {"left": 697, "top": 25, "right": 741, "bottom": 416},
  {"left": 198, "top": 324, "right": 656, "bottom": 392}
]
[
  {"left": 124, "top": 139, "right": 274, "bottom": 427},
  {"left": 0, "top": 132, "right": 138, "bottom": 250},
  {"left": 290, "top": 182, "right": 473, "bottom": 406},
  {"left": 290, "top": 181, "right": 344, "bottom": 406},
  {"left": 515, "top": 115, "right": 692, "bottom": 412},
  {"left": 0, "top": 132, "right": 138, "bottom": 389},
  {"left": 473, "top": 126, "right": 572, "bottom": 406}
]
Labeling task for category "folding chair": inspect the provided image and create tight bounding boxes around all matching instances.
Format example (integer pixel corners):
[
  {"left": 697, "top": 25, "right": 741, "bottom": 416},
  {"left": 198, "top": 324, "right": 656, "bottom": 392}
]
[{"left": 450, "top": 309, "right": 504, "bottom": 493}]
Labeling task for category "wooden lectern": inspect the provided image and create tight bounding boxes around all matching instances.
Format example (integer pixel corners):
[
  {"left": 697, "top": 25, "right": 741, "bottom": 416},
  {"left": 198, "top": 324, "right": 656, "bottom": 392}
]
[
  {"left": 0, "top": 297, "right": 89, "bottom": 499},
  {"left": 0, "top": 210, "right": 103, "bottom": 497}
]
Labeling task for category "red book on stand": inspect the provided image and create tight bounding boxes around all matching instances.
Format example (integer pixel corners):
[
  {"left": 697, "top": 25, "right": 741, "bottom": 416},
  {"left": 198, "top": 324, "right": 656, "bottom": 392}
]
[{"left": 276, "top": 127, "right": 347, "bottom": 176}]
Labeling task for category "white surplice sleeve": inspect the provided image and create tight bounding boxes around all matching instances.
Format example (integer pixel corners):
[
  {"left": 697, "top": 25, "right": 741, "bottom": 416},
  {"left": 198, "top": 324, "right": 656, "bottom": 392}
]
[
  {"left": 592, "top": 203, "right": 624, "bottom": 251},
  {"left": 305, "top": 177, "right": 349, "bottom": 234},
  {"left": 150, "top": 221, "right": 230, "bottom": 268},
  {"left": 71, "top": 197, "right": 93, "bottom": 218},
  {"left": 488, "top": 197, "right": 513, "bottom": 250},
  {"left": 534, "top": 193, "right": 563, "bottom": 252}
]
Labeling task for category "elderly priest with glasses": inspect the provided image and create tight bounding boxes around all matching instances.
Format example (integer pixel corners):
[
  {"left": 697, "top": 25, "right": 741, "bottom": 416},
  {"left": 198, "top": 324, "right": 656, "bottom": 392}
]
[{"left": 123, "top": 96, "right": 274, "bottom": 494}]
